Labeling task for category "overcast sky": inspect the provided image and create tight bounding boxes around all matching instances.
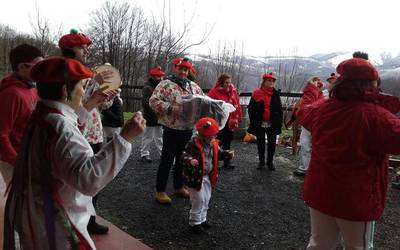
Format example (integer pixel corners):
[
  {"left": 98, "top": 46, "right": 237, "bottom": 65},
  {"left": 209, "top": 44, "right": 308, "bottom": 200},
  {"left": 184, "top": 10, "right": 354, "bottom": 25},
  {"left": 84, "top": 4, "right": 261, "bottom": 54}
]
[{"left": 1, "top": 0, "right": 399, "bottom": 57}]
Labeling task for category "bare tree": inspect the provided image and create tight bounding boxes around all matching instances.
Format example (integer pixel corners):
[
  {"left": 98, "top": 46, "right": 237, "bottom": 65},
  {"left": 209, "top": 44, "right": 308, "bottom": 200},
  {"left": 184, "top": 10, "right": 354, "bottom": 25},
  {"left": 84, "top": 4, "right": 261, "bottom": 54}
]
[
  {"left": 29, "top": 3, "right": 61, "bottom": 56},
  {"left": 85, "top": 0, "right": 211, "bottom": 111}
]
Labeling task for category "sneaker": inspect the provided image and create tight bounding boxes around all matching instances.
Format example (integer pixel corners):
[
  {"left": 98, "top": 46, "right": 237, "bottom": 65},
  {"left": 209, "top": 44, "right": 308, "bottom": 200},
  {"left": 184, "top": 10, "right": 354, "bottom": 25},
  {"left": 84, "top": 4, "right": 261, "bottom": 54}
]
[
  {"left": 190, "top": 225, "right": 208, "bottom": 235},
  {"left": 155, "top": 192, "right": 172, "bottom": 204},
  {"left": 175, "top": 187, "right": 190, "bottom": 198},
  {"left": 201, "top": 221, "right": 211, "bottom": 230},
  {"left": 87, "top": 216, "right": 109, "bottom": 235},
  {"left": 293, "top": 169, "right": 306, "bottom": 177},
  {"left": 141, "top": 155, "right": 152, "bottom": 163},
  {"left": 267, "top": 162, "right": 275, "bottom": 171}
]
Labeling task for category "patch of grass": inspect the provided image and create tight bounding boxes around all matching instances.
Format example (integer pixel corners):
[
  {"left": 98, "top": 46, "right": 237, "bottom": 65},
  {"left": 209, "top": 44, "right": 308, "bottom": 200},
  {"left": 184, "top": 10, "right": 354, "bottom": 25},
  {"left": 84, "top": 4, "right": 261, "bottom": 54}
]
[
  {"left": 123, "top": 112, "right": 134, "bottom": 122},
  {"left": 280, "top": 128, "right": 292, "bottom": 138}
]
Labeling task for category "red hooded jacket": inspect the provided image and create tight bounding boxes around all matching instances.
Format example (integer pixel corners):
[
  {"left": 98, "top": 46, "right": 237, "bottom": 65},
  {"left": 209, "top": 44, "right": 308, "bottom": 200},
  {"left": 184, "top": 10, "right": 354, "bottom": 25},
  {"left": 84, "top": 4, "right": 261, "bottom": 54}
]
[
  {"left": 0, "top": 74, "right": 38, "bottom": 166},
  {"left": 297, "top": 83, "right": 400, "bottom": 221}
]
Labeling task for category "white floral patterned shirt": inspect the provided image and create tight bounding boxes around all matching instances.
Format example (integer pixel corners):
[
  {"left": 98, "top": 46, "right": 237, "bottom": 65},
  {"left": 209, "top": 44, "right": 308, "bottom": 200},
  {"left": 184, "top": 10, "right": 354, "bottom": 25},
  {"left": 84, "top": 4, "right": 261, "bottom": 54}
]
[{"left": 80, "top": 78, "right": 112, "bottom": 144}]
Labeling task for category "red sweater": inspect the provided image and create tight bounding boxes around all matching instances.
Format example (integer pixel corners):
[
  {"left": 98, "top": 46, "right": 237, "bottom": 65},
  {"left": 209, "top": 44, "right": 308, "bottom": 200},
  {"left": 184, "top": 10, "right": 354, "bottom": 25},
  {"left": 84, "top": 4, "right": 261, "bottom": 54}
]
[
  {"left": 297, "top": 83, "right": 400, "bottom": 221},
  {"left": 0, "top": 74, "right": 38, "bottom": 166}
]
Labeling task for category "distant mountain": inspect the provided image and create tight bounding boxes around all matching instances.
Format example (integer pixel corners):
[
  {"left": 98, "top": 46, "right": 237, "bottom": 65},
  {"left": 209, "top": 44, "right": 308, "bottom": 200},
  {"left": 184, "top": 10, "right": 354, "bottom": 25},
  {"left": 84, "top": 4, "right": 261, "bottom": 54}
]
[{"left": 192, "top": 52, "right": 400, "bottom": 96}]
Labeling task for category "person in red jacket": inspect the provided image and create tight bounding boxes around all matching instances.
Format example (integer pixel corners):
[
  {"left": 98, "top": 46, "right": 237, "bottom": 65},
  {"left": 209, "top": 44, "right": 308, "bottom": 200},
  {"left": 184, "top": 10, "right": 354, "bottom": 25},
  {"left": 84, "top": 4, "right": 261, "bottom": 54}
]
[
  {"left": 181, "top": 117, "right": 234, "bottom": 234},
  {"left": 207, "top": 73, "right": 242, "bottom": 169},
  {"left": 0, "top": 44, "right": 43, "bottom": 186},
  {"left": 297, "top": 57, "right": 400, "bottom": 249}
]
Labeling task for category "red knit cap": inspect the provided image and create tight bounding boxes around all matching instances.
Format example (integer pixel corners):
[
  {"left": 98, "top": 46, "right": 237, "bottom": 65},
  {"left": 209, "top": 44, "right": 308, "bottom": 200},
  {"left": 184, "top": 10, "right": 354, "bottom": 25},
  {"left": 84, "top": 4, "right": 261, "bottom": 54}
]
[
  {"left": 58, "top": 29, "right": 92, "bottom": 49},
  {"left": 172, "top": 57, "right": 192, "bottom": 69},
  {"left": 195, "top": 117, "right": 219, "bottom": 137},
  {"left": 149, "top": 67, "right": 165, "bottom": 77},
  {"left": 336, "top": 58, "right": 379, "bottom": 81},
  {"left": 31, "top": 57, "right": 93, "bottom": 83},
  {"left": 262, "top": 72, "right": 277, "bottom": 81}
]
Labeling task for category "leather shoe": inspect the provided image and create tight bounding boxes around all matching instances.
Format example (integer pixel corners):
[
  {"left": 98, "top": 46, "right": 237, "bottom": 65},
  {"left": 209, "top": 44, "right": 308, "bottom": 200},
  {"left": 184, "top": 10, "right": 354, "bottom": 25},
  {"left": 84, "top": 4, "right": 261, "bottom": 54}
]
[
  {"left": 175, "top": 187, "right": 190, "bottom": 198},
  {"left": 87, "top": 216, "right": 109, "bottom": 235},
  {"left": 155, "top": 192, "right": 172, "bottom": 204}
]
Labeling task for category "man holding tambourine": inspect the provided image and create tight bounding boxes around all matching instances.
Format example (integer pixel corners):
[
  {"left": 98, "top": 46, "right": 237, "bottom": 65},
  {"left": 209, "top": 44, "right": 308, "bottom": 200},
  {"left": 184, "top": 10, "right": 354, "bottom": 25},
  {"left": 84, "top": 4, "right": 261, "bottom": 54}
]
[{"left": 59, "top": 29, "right": 119, "bottom": 234}]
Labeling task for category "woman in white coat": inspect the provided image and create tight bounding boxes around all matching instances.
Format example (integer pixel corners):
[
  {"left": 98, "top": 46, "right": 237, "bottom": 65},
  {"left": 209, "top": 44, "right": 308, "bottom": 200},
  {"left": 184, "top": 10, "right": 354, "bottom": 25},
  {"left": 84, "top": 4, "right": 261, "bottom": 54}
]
[{"left": 3, "top": 57, "right": 146, "bottom": 250}]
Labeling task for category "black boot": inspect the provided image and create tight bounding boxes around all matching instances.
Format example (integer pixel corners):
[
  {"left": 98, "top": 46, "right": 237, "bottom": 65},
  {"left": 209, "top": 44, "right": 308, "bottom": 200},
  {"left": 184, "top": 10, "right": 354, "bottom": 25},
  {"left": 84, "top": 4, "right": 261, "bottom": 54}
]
[
  {"left": 257, "top": 161, "right": 265, "bottom": 170},
  {"left": 267, "top": 162, "right": 275, "bottom": 171},
  {"left": 190, "top": 224, "right": 209, "bottom": 235},
  {"left": 87, "top": 216, "right": 109, "bottom": 235},
  {"left": 201, "top": 221, "right": 211, "bottom": 230},
  {"left": 223, "top": 159, "right": 235, "bottom": 169}
]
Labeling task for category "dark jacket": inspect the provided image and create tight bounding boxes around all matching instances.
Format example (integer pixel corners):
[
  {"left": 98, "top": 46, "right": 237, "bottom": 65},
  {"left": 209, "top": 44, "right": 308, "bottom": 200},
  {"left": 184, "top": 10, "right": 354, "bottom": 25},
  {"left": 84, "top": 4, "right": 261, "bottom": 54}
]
[
  {"left": 101, "top": 96, "right": 124, "bottom": 128},
  {"left": 181, "top": 137, "right": 232, "bottom": 191},
  {"left": 142, "top": 79, "right": 160, "bottom": 126},
  {"left": 247, "top": 88, "right": 283, "bottom": 135}
]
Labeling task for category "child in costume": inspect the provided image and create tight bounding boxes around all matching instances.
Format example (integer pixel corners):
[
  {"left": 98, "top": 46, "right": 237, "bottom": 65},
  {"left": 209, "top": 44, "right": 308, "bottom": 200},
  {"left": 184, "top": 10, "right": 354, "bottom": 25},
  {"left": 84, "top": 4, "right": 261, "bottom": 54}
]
[{"left": 181, "top": 117, "right": 234, "bottom": 234}]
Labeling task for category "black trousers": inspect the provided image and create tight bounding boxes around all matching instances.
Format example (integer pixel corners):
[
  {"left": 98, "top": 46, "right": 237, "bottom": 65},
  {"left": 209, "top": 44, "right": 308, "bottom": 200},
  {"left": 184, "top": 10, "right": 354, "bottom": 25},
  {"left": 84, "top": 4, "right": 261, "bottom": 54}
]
[
  {"left": 156, "top": 128, "right": 193, "bottom": 192},
  {"left": 255, "top": 127, "right": 277, "bottom": 164},
  {"left": 217, "top": 124, "right": 234, "bottom": 150},
  {"left": 90, "top": 143, "right": 103, "bottom": 208}
]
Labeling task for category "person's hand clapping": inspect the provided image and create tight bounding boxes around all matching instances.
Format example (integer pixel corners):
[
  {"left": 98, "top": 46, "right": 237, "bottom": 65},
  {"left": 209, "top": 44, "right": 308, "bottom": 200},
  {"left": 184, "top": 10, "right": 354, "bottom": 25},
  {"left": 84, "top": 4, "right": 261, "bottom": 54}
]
[
  {"left": 84, "top": 86, "right": 109, "bottom": 111},
  {"left": 227, "top": 150, "right": 235, "bottom": 159},
  {"left": 94, "top": 70, "right": 113, "bottom": 85},
  {"left": 120, "top": 111, "right": 146, "bottom": 142},
  {"left": 104, "top": 88, "right": 120, "bottom": 102},
  {"left": 190, "top": 159, "right": 199, "bottom": 166}
]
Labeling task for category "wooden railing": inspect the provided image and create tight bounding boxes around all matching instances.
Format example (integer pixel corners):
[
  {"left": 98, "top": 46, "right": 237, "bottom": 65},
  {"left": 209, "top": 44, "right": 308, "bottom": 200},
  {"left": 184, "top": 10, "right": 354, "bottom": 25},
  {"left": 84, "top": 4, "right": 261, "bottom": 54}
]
[{"left": 120, "top": 85, "right": 303, "bottom": 111}]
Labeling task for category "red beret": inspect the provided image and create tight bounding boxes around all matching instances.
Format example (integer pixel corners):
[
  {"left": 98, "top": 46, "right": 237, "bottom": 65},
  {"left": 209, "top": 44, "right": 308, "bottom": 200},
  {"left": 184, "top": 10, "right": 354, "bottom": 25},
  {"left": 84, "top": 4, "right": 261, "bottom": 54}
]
[
  {"left": 149, "top": 67, "right": 165, "bottom": 77},
  {"left": 195, "top": 117, "right": 219, "bottom": 137},
  {"left": 336, "top": 58, "right": 379, "bottom": 81},
  {"left": 262, "top": 73, "right": 277, "bottom": 81},
  {"left": 172, "top": 57, "right": 192, "bottom": 69},
  {"left": 58, "top": 29, "right": 92, "bottom": 49},
  {"left": 31, "top": 57, "right": 93, "bottom": 83},
  {"left": 172, "top": 57, "right": 183, "bottom": 65}
]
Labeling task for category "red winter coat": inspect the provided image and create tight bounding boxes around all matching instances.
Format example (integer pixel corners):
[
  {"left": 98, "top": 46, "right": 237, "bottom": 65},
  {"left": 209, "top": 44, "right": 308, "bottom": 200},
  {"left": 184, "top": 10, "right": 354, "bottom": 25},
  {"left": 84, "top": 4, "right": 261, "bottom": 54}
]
[
  {"left": 0, "top": 74, "right": 38, "bottom": 166},
  {"left": 297, "top": 83, "right": 400, "bottom": 221}
]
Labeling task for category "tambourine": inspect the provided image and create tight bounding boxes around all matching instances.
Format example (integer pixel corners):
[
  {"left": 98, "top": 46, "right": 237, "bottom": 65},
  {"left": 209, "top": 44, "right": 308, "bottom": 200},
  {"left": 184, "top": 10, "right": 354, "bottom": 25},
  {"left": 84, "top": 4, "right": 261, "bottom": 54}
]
[{"left": 94, "top": 63, "right": 122, "bottom": 92}]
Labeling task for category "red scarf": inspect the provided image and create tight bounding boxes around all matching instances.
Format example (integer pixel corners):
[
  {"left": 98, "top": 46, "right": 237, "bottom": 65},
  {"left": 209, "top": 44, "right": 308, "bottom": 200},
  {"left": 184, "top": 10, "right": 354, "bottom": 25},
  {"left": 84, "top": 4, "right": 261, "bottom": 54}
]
[
  {"left": 252, "top": 86, "right": 273, "bottom": 122},
  {"left": 208, "top": 82, "right": 242, "bottom": 131}
]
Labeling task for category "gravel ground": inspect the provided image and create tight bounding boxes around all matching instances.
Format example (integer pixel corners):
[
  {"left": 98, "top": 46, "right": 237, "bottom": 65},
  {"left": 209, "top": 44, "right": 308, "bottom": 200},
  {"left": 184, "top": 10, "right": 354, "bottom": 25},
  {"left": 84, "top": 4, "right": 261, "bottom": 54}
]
[{"left": 97, "top": 137, "right": 400, "bottom": 250}]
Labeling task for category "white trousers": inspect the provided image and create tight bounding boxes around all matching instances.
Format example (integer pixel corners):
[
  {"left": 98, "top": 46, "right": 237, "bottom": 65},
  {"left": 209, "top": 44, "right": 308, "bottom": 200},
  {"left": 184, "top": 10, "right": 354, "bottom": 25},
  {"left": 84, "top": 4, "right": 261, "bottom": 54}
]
[
  {"left": 307, "top": 207, "right": 375, "bottom": 250},
  {"left": 0, "top": 160, "right": 13, "bottom": 187},
  {"left": 298, "top": 127, "right": 311, "bottom": 172},
  {"left": 140, "top": 126, "right": 163, "bottom": 157},
  {"left": 188, "top": 176, "right": 212, "bottom": 226}
]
